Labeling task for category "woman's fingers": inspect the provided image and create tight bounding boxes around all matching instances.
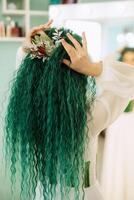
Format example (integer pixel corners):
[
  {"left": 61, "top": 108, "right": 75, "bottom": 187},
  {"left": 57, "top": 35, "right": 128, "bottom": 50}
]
[
  {"left": 82, "top": 32, "right": 87, "bottom": 51},
  {"left": 30, "top": 20, "right": 53, "bottom": 36},
  {"left": 67, "top": 33, "right": 81, "bottom": 50},
  {"left": 26, "top": 19, "right": 53, "bottom": 42},
  {"left": 62, "top": 59, "right": 72, "bottom": 67},
  {"left": 61, "top": 39, "right": 76, "bottom": 60},
  {"left": 37, "top": 19, "right": 53, "bottom": 31},
  {"left": 45, "top": 19, "right": 53, "bottom": 27}
]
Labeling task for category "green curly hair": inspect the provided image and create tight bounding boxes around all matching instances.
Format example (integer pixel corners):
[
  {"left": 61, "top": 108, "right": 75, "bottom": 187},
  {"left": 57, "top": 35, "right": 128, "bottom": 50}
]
[{"left": 5, "top": 27, "right": 96, "bottom": 200}]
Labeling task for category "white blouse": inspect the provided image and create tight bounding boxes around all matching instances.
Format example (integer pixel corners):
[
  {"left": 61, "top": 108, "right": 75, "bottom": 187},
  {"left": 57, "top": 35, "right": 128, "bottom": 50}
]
[{"left": 16, "top": 47, "right": 134, "bottom": 194}]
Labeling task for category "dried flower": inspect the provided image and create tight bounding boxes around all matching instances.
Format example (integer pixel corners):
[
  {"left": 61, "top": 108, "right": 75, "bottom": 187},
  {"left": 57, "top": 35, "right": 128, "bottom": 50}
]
[{"left": 23, "top": 29, "right": 65, "bottom": 62}]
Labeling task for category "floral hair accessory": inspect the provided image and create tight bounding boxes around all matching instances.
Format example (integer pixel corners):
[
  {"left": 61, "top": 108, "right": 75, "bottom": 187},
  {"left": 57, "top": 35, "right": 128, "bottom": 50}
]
[
  {"left": 23, "top": 28, "right": 64, "bottom": 62},
  {"left": 52, "top": 29, "right": 63, "bottom": 46}
]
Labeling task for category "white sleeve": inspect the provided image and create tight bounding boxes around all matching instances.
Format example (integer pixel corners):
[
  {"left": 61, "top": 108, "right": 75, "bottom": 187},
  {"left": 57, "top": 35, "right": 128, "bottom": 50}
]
[
  {"left": 16, "top": 47, "right": 27, "bottom": 69},
  {"left": 90, "top": 57, "right": 134, "bottom": 136}
]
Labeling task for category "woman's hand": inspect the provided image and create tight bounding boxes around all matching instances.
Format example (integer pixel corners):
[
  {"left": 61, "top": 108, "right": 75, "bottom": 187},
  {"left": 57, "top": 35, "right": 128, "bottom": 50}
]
[
  {"left": 22, "top": 19, "right": 53, "bottom": 52},
  {"left": 61, "top": 32, "right": 102, "bottom": 77}
]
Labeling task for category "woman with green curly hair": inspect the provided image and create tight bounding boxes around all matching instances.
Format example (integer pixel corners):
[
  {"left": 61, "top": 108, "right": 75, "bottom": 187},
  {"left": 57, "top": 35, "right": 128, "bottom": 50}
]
[{"left": 5, "top": 20, "right": 134, "bottom": 200}]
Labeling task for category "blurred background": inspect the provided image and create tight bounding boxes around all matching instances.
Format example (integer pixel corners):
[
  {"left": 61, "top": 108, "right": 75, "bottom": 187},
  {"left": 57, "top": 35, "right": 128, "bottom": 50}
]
[{"left": 0, "top": 0, "right": 134, "bottom": 200}]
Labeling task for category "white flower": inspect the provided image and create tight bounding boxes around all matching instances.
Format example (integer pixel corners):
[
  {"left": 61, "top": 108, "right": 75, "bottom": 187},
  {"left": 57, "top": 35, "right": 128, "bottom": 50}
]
[{"left": 52, "top": 29, "right": 63, "bottom": 43}]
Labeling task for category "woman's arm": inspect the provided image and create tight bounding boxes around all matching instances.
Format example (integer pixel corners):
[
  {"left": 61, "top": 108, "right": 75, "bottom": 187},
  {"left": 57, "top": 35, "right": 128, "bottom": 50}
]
[
  {"left": 89, "top": 58, "right": 134, "bottom": 136},
  {"left": 90, "top": 91, "right": 129, "bottom": 136}
]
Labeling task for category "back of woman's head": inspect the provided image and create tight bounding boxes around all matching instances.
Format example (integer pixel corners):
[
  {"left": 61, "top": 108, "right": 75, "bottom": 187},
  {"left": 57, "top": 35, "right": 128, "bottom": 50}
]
[{"left": 5, "top": 27, "right": 96, "bottom": 200}]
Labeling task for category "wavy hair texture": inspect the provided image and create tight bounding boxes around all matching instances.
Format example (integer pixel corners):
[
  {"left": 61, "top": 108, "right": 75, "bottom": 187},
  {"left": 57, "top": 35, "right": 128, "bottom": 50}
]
[{"left": 5, "top": 27, "right": 96, "bottom": 200}]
